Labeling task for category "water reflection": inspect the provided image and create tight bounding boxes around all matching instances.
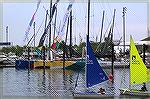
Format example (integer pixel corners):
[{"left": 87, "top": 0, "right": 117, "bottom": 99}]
[
  {"left": 3, "top": 68, "right": 74, "bottom": 96},
  {"left": 2, "top": 68, "right": 147, "bottom": 98}
]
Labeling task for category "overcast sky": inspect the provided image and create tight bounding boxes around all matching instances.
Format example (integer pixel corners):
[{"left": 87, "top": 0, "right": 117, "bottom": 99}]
[{"left": 2, "top": 1, "right": 148, "bottom": 46}]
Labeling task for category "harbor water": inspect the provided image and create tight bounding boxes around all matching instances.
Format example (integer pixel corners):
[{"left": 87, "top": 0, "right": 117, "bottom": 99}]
[{"left": 0, "top": 67, "right": 150, "bottom": 98}]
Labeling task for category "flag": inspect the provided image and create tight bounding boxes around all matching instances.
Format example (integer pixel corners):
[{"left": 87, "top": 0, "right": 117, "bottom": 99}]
[
  {"left": 58, "top": 1, "right": 74, "bottom": 38},
  {"left": 24, "top": 0, "right": 41, "bottom": 42},
  {"left": 52, "top": 0, "right": 74, "bottom": 48}
]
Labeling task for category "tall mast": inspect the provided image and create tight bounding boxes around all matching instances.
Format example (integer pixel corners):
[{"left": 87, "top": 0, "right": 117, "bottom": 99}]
[
  {"left": 100, "top": 10, "right": 105, "bottom": 43},
  {"left": 49, "top": 0, "right": 52, "bottom": 47},
  {"left": 148, "top": 3, "right": 150, "bottom": 36},
  {"left": 49, "top": 0, "right": 52, "bottom": 60},
  {"left": 85, "top": 0, "right": 90, "bottom": 88},
  {"left": 33, "top": 22, "right": 36, "bottom": 47},
  {"left": 69, "top": 10, "right": 72, "bottom": 58},
  {"left": 87, "top": 0, "right": 90, "bottom": 40},
  {"left": 53, "top": 7, "right": 57, "bottom": 43},
  {"left": 111, "top": 9, "right": 116, "bottom": 83},
  {"left": 123, "top": 7, "right": 127, "bottom": 55}
]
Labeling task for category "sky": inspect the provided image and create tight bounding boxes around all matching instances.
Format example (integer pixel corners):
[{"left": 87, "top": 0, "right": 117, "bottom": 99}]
[{"left": 2, "top": 1, "right": 148, "bottom": 46}]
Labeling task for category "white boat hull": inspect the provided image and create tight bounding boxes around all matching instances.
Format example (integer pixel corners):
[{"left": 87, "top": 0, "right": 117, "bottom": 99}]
[{"left": 119, "top": 88, "right": 150, "bottom": 96}]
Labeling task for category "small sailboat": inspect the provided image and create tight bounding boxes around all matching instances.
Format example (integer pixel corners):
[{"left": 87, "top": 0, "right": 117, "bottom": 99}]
[
  {"left": 74, "top": 32, "right": 109, "bottom": 96},
  {"left": 120, "top": 36, "right": 150, "bottom": 96},
  {"left": 74, "top": 0, "right": 109, "bottom": 96}
]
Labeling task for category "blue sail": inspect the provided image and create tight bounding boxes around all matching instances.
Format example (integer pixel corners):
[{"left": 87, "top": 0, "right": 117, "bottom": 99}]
[{"left": 86, "top": 38, "right": 109, "bottom": 88}]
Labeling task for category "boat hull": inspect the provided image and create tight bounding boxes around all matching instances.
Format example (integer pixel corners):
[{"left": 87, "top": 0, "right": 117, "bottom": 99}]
[
  {"left": 15, "top": 60, "right": 34, "bottom": 70},
  {"left": 119, "top": 88, "right": 150, "bottom": 96},
  {"left": 33, "top": 60, "right": 75, "bottom": 69},
  {"left": 65, "top": 60, "right": 85, "bottom": 70}
]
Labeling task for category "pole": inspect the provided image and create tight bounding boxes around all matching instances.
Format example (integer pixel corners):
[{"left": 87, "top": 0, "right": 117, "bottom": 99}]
[
  {"left": 143, "top": 44, "right": 146, "bottom": 64},
  {"left": 69, "top": 10, "right": 72, "bottom": 58},
  {"left": 49, "top": 0, "right": 52, "bottom": 60},
  {"left": 53, "top": 7, "right": 57, "bottom": 43},
  {"left": 85, "top": 0, "right": 90, "bottom": 87},
  {"left": 42, "top": 46, "right": 46, "bottom": 70},
  {"left": 100, "top": 11, "right": 105, "bottom": 43},
  {"left": 65, "top": 17, "right": 70, "bottom": 58},
  {"left": 111, "top": 9, "right": 116, "bottom": 83},
  {"left": 87, "top": 0, "right": 90, "bottom": 40},
  {"left": 62, "top": 41, "right": 65, "bottom": 71},
  {"left": 148, "top": 3, "right": 150, "bottom": 36},
  {"left": 6, "top": 26, "right": 8, "bottom": 42},
  {"left": 123, "top": 7, "right": 127, "bottom": 55},
  {"left": 28, "top": 47, "right": 30, "bottom": 70},
  {"left": 33, "top": 22, "right": 36, "bottom": 48}
]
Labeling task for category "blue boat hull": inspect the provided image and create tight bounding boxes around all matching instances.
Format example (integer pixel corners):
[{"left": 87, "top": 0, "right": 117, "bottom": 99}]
[{"left": 15, "top": 60, "right": 34, "bottom": 70}]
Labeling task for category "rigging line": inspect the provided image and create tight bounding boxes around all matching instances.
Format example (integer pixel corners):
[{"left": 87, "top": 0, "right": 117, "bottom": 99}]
[
  {"left": 95, "top": 18, "right": 112, "bottom": 52},
  {"left": 98, "top": 3, "right": 113, "bottom": 39},
  {"left": 100, "top": 2, "right": 111, "bottom": 25},
  {"left": 128, "top": 8, "right": 145, "bottom": 24},
  {"left": 92, "top": 2, "right": 95, "bottom": 41},
  {"left": 114, "top": 22, "right": 121, "bottom": 40},
  {"left": 27, "top": 17, "right": 45, "bottom": 47},
  {"left": 106, "top": 1, "right": 113, "bottom": 18},
  {"left": 105, "top": 3, "right": 121, "bottom": 41},
  {"left": 120, "top": 69, "right": 129, "bottom": 88},
  {"left": 77, "top": 4, "right": 85, "bottom": 43},
  {"left": 97, "top": 3, "right": 105, "bottom": 41},
  {"left": 76, "top": 3, "right": 86, "bottom": 43},
  {"left": 30, "top": 13, "right": 59, "bottom": 46}
]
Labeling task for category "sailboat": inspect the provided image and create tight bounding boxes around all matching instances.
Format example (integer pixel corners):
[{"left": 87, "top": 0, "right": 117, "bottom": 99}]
[
  {"left": 74, "top": 0, "right": 110, "bottom": 96},
  {"left": 74, "top": 30, "right": 109, "bottom": 96},
  {"left": 119, "top": 36, "right": 150, "bottom": 96}
]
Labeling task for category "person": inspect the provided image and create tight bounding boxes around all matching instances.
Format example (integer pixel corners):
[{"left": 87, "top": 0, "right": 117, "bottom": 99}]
[
  {"left": 98, "top": 87, "right": 105, "bottom": 95},
  {"left": 141, "top": 82, "right": 147, "bottom": 91}
]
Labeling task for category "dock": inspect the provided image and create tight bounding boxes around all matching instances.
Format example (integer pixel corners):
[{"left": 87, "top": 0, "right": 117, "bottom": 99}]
[{"left": 0, "top": 64, "right": 15, "bottom": 68}]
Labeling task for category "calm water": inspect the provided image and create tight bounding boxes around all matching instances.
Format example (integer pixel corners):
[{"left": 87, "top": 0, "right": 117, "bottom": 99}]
[
  {"left": 1, "top": 67, "right": 149, "bottom": 98},
  {"left": 3, "top": 68, "right": 80, "bottom": 96}
]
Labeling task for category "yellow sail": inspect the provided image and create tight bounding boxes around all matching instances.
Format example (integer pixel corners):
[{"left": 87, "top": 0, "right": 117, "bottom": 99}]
[{"left": 130, "top": 36, "right": 150, "bottom": 85}]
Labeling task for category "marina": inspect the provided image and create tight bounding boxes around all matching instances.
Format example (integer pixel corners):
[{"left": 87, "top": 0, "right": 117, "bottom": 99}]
[{"left": 0, "top": 0, "right": 150, "bottom": 98}]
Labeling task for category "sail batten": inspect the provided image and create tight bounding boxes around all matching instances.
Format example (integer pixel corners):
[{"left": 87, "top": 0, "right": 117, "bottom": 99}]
[{"left": 130, "top": 36, "right": 150, "bottom": 85}]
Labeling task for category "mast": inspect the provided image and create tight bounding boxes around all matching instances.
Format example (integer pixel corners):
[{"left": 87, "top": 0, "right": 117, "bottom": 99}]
[
  {"left": 6, "top": 26, "right": 8, "bottom": 43},
  {"left": 33, "top": 22, "right": 36, "bottom": 47},
  {"left": 53, "top": 7, "right": 57, "bottom": 43},
  {"left": 100, "top": 10, "right": 105, "bottom": 43},
  {"left": 123, "top": 7, "right": 127, "bottom": 55},
  {"left": 87, "top": 0, "right": 90, "bottom": 40},
  {"left": 148, "top": 3, "right": 150, "bottom": 36},
  {"left": 85, "top": 0, "right": 90, "bottom": 88},
  {"left": 49, "top": 0, "right": 52, "bottom": 60},
  {"left": 69, "top": 10, "right": 72, "bottom": 58},
  {"left": 44, "top": 10, "right": 48, "bottom": 32},
  {"left": 44, "top": 10, "right": 48, "bottom": 47},
  {"left": 111, "top": 9, "right": 116, "bottom": 83},
  {"left": 64, "top": 17, "right": 70, "bottom": 59}
]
